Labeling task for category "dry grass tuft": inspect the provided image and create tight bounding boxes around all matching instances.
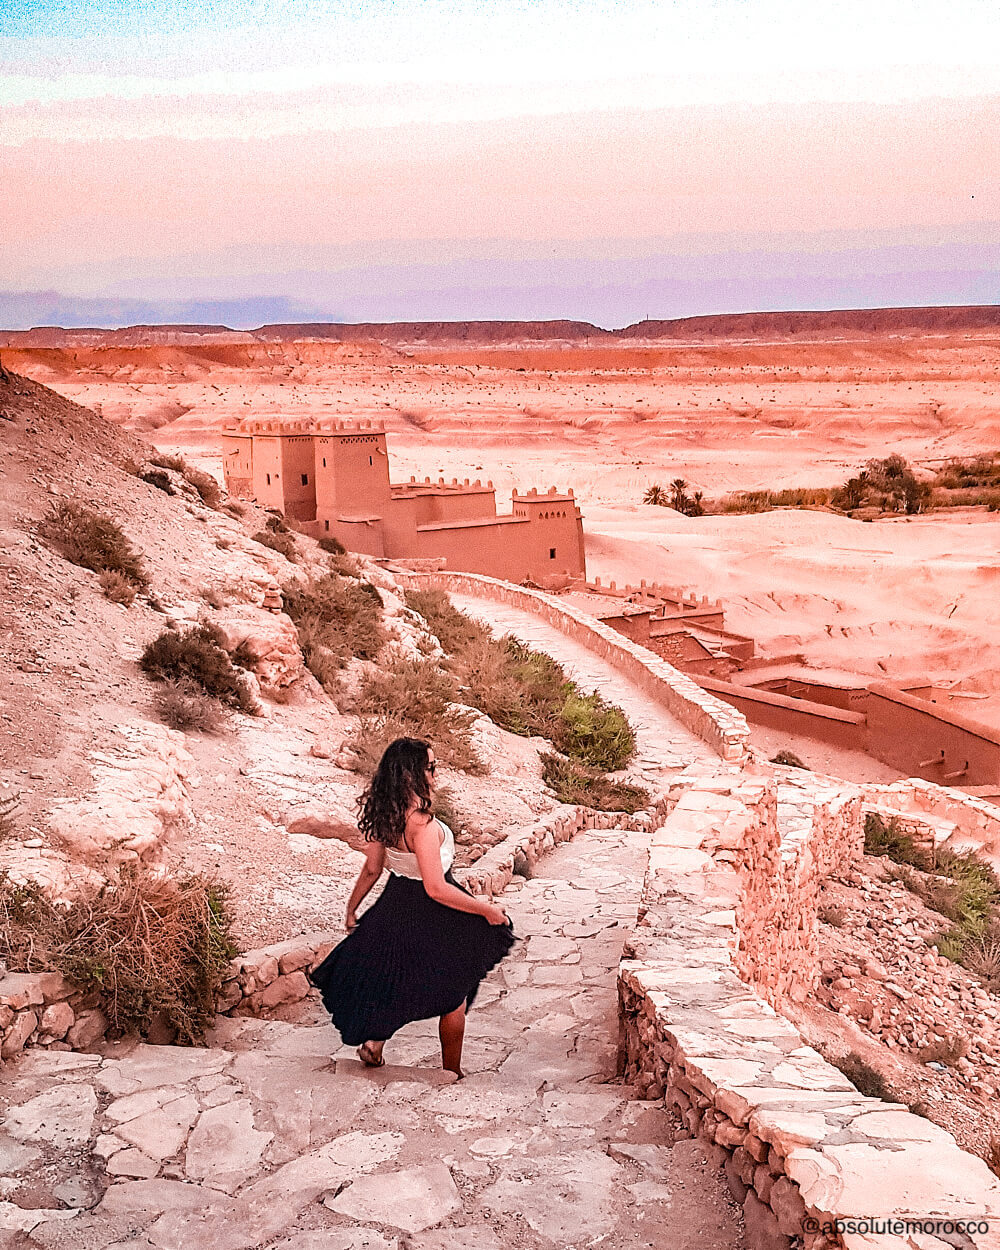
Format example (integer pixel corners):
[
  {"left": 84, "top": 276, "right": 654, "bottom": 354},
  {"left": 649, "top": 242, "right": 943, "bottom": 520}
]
[
  {"left": 39, "top": 501, "right": 149, "bottom": 591},
  {"left": 818, "top": 903, "right": 847, "bottom": 927},
  {"left": 0, "top": 865, "right": 238, "bottom": 1043},
  {"left": 0, "top": 791, "right": 21, "bottom": 841},
  {"left": 348, "top": 657, "right": 480, "bottom": 773},
  {"left": 827, "top": 1051, "right": 892, "bottom": 1101},
  {"left": 917, "top": 1033, "right": 970, "bottom": 1068},
  {"left": 153, "top": 678, "right": 227, "bottom": 734},
  {"left": 99, "top": 568, "right": 137, "bottom": 606},
  {"left": 252, "top": 528, "right": 297, "bottom": 562}
]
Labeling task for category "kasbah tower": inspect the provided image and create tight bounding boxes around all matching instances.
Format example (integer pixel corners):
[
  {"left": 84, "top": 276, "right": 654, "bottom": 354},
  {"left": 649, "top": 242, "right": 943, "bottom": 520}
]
[{"left": 222, "top": 419, "right": 587, "bottom": 583}]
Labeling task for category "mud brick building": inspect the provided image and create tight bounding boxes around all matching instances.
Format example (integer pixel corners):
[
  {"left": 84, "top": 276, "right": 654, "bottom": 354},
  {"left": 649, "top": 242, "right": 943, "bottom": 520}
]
[{"left": 222, "top": 419, "right": 586, "bottom": 582}]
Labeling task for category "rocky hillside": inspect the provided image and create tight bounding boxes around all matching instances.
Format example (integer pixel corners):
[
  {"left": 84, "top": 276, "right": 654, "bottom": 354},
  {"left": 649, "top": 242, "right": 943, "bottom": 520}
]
[{"left": 0, "top": 365, "right": 562, "bottom": 947}]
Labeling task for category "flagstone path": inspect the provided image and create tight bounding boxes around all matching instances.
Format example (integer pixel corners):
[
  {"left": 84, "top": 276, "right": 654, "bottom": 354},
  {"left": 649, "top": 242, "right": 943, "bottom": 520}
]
[
  {"left": 0, "top": 819, "right": 744, "bottom": 1250},
  {"left": 447, "top": 592, "right": 719, "bottom": 783}
]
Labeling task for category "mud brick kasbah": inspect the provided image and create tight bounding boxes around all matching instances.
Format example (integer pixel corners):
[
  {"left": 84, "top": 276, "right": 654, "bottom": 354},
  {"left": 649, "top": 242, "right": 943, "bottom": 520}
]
[{"left": 222, "top": 418, "right": 586, "bottom": 583}]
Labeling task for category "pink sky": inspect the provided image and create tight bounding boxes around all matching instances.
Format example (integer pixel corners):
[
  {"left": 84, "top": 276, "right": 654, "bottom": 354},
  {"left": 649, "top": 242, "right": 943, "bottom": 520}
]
[{"left": 2, "top": 1, "right": 998, "bottom": 324}]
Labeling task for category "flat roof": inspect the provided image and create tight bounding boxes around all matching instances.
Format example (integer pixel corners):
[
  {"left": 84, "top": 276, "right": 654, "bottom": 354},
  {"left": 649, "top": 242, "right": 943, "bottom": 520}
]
[{"left": 416, "top": 514, "right": 527, "bottom": 532}]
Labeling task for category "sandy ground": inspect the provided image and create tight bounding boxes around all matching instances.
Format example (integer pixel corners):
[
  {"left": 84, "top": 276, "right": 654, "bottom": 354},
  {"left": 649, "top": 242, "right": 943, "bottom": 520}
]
[{"left": 8, "top": 330, "right": 1000, "bottom": 726}]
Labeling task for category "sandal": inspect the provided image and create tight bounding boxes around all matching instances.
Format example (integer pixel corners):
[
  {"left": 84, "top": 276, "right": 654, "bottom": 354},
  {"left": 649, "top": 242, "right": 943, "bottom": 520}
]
[{"left": 357, "top": 1042, "right": 385, "bottom": 1068}]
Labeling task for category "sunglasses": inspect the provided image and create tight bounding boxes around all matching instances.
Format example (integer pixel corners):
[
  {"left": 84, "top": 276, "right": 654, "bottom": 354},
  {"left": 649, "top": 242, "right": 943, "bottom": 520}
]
[{"left": 426, "top": 760, "right": 437, "bottom": 775}]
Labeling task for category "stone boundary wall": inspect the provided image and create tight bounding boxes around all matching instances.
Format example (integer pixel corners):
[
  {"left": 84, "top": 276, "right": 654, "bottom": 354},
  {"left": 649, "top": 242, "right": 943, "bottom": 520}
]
[
  {"left": 397, "top": 570, "right": 750, "bottom": 763},
  {"left": 861, "top": 777, "right": 1000, "bottom": 863},
  {"left": 618, "top": 772, "right": 1000, "bottom": 1249},
  {"left": 0, "top": 802, "right": 671, "bottom": 1065}
]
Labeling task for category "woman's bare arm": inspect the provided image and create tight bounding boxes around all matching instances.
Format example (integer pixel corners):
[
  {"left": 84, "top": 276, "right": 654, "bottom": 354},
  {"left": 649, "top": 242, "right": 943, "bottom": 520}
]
[
  {"left": 408, "top": 814, "right": 508, "bottom": 924},
  {"left": 345, "top": 841, "right": 386, "bottom": 930}
]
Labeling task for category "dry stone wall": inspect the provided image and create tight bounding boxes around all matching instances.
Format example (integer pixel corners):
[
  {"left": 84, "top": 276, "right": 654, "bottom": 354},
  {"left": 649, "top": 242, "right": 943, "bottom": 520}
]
[
  {"left": 861, "top": 777, "right": 1000, "bottom": 865},
  {"left": 0, "top": 804, "right": 658, "bottom": 1064},
  {"left": 396, "top": 570, "right": 750, "bottom": 763},
  {"left": 619, "top": 769, "right": 1000, "bottom": 1249}
]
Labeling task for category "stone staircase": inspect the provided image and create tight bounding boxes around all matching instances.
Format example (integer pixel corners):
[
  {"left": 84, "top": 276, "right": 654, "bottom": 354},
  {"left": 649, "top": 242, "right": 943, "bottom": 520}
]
[{"left": 0, "top": 822, "right": 744, "bottom": 1250}]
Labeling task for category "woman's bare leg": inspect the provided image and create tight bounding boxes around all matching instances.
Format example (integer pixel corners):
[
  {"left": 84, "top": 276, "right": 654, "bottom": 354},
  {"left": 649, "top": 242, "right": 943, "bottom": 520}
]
[{"left": 439, "top": 1002, "right": 466, "bottom": 1076}]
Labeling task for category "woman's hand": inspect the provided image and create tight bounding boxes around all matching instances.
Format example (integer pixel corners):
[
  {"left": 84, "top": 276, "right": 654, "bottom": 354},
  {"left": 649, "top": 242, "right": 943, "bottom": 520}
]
[
  {"left": 345, "top": 910, "right": 358, "bottom": 932},
  {"left": 483, "top": 902, "right": 510, "bottom": 926}
]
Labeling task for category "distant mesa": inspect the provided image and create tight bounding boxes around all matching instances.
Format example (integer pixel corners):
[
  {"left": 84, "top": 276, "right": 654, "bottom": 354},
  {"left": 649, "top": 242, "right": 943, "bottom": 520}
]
[{"left": 3, "top": 304, "right": 999, "bottom": 349}]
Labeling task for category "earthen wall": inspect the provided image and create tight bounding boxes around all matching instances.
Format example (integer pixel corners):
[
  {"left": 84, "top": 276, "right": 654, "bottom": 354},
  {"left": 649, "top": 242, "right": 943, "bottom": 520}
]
[{"left": 865, "top": 683, "right": 1000, "bottom": 786}]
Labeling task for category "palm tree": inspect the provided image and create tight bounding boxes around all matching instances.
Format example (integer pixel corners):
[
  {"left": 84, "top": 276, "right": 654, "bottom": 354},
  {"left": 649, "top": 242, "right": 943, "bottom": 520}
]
[
  {"left": 643, "top": 484, "right": 668, "bottom": 506},
  {"left": 669, "top": 478, "right": 689, "bottom": 511}
]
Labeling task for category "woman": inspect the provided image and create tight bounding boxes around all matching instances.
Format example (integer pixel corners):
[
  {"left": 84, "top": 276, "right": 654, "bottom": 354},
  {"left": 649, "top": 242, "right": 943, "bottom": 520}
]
[{"left": 310, "top": 737, "right": 514, "bottom": 1077}]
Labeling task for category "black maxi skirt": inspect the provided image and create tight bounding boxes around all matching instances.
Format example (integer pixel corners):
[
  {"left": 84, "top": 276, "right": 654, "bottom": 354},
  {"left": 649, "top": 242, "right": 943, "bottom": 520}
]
[{"left": 310, "top": 870, "right": 516, "bottom": 1045}]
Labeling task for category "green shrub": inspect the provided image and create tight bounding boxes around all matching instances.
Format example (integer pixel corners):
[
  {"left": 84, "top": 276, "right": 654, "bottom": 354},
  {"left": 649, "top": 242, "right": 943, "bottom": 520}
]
[
  {"left": 39, "top": 501, "right": 149, "bottom": 590},
  {"left": 350, "top": 657, "right": 479, "bottom": 772},
  {"left": 0, "top": 866, "right": 237, "bottom": 1044},
  {"left": 864, "top": 812, "right": 926, "bottom": 867},
  {"left": 282, "top": 574, "right": 385, "bottom": 685},
  {"left": 540, "top": 752, "right": 648, "bottom": 813},
  {"left": 406, "top": 592, "right": 637, "bottom": 772},
  {"left": 552, "top": 690, "right": 635, "bottom": 771},
  {"left": 140, "top": 624, "right": 256, "bottom": 713},
  {"left": 252, "top": 529, "right": 297, "bottom": 562}
]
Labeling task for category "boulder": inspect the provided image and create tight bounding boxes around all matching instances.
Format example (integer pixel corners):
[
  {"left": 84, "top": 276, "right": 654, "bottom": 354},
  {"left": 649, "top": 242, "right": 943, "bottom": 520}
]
[{"left": 211, "top": 606, "right": 305, "bottom": 692}]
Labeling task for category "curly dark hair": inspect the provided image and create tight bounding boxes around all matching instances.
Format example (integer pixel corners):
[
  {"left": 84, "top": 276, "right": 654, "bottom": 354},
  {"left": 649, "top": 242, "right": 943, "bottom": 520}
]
[{"left": 358, "top": 737, "right": 433, "bottom": 846}]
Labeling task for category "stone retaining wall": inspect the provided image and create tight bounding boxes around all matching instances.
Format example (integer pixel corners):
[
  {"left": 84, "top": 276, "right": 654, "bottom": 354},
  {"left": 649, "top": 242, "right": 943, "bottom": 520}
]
[
  {"left": 861, "top": 777, "right": 1000, "bottom": 864},
  {"left": 0, "top": 803, "right": 668, "bottom": 1064},
  {"left": 619, "top": 771, "right": 1000, "bottom": 1249},
  {"left": 397, "top": 570, "right": 751, "bottom": 763}
]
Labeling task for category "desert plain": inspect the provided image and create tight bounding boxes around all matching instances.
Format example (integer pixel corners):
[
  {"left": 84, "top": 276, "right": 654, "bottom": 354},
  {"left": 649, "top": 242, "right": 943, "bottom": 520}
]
[{"left": 5, "top": 313, "right": 1000, "bottom": 737}]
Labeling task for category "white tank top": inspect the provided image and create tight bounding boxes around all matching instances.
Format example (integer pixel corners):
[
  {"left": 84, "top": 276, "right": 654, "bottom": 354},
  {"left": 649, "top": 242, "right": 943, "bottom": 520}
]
[{"left": 384, "top": 818, "right": 455, "bottom": 880}]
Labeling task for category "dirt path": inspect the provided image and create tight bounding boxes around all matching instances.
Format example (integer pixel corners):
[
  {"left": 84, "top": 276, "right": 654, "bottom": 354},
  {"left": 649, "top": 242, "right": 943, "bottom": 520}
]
[{"left": 0, "top": 819, "right": 744, "bottom": 1249}]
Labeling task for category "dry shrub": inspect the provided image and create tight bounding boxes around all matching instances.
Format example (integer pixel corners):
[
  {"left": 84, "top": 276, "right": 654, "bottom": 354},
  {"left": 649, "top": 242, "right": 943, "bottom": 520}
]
[
  {"left": 153, "top": 678, "right": 226, "bottom": 734},
  {"left": 229, "top": 639, "right": 257, "bottom": 671},
  {"left": 39, "top": 501, "right": 149, "bottom": 591},
  {"left": 318, "top": 535, "right": 347, "bottom": 555},
  {"left": 349, "top": 713, "right": 414, "bottom": 776},
  {"left": 0, "top": 866, "right": 237, "bottom": 1043},
  {"left": 252, "top": 528, "right": 297, "bottom": 562},
  {"left": 828, "top": 1051, "right": 891, "bottom": 1101},
  {"left": 99, "top": 568, "right": 137, "bottom": 606},
  {"left": 140, "top": 623, "right": 256, "bottom": 713},
  {"left": 0, "top": 791, "right": 20, "bottom": 840},
  {"left": 222, "top": 500, "right": 246, "bottom": 518},
  {"left": 917, "top": 1033, "right": 969, "bottom": 1067},
  {"left": 148, "top": 453, "right": 221, "bottom": 509},
  {"left": 283, "top": 575, "right": 385, "bottom": 684},
  {"left": 350, "top": 657, "right": 480, "bottom": 772},
  {"left": 771, "top": 750, "right": 809, "bottom": 770},
  {"left": 406, "top": 588, "right": 491, "bottom": 655},
  {"left": 540, "top": 752, "right": 648, "bottom": 814}
]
